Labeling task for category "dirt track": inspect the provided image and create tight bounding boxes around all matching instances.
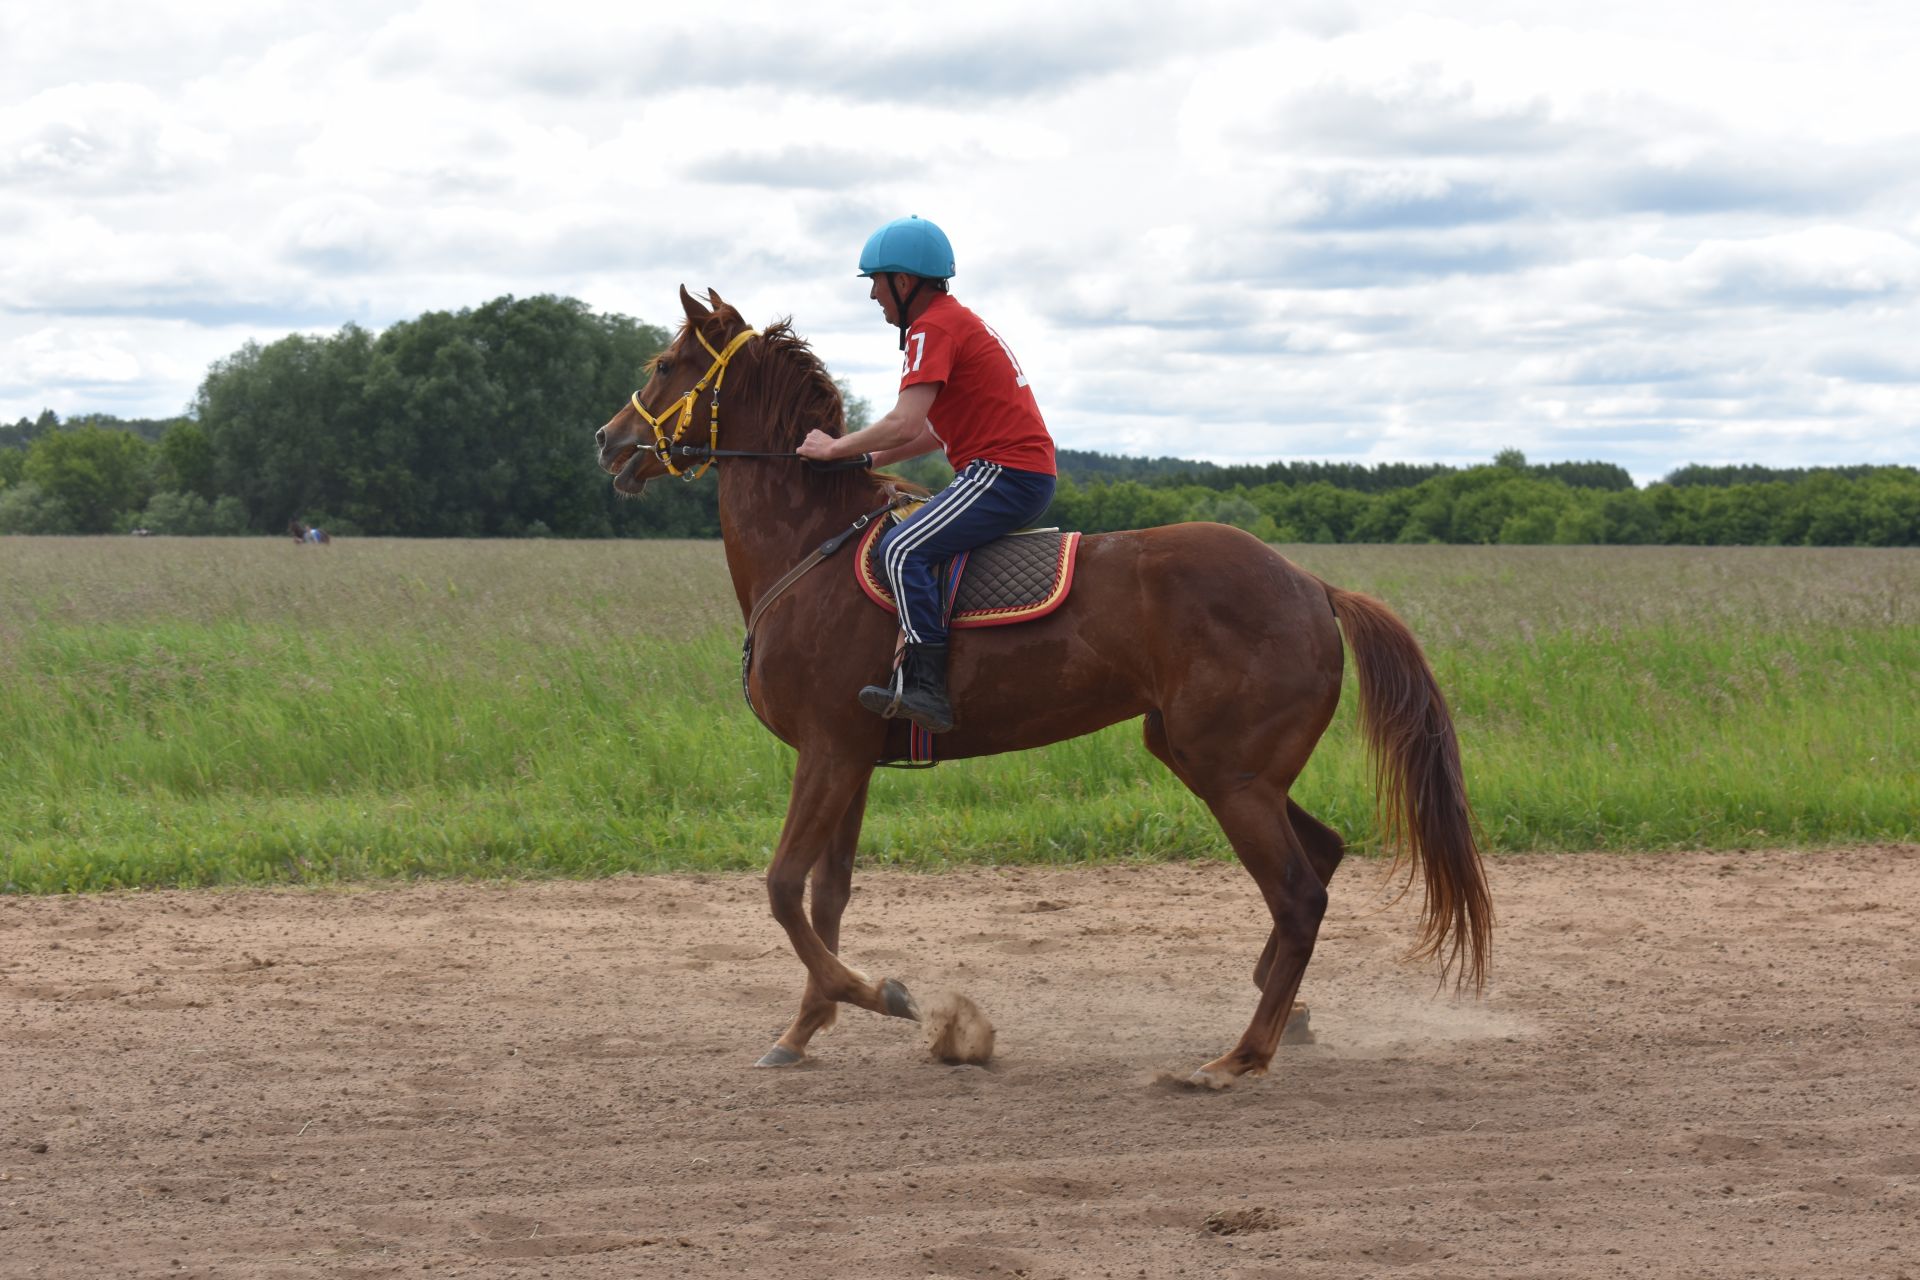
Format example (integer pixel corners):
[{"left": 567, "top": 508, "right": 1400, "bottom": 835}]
[{"left": 3, "top": 847, "right": 1918, "bottom": 1279}]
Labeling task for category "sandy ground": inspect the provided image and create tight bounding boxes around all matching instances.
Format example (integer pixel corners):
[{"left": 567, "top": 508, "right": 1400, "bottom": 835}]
[{"left": 3, "top": 846, "right": 1918, "bottom": 1280}]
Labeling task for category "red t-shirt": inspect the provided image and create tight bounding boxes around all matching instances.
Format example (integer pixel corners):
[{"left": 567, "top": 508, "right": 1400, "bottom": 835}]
[{"left": 899, "top": 295, "right": 1056, "bottom": 475}]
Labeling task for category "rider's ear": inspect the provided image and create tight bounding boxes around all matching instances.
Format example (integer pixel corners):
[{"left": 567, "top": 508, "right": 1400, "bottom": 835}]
[{"left": 679, "top": 285, "right": 709, "bottom": 324}]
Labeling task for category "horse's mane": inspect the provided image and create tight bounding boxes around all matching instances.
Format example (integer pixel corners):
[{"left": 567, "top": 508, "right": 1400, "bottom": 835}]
[
  {"left": 671, "top": 306, "right": 843, "bottom": 448},
  {"left": 743, "top": 318, "right": 848, "bottom": 452}
]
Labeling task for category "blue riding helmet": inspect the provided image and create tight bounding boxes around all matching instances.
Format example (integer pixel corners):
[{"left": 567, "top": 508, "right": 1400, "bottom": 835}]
[{"left": 857, "top": 215, "right": 955, "bottom": 280}]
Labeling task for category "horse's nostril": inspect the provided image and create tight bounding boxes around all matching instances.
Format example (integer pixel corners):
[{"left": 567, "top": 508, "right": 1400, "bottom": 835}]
[{"left": 595, "top": 427, "right": 606, "bottom": 449}]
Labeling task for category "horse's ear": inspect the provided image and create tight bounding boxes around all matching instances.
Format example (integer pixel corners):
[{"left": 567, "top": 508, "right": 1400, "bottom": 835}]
[
  {"left": 679, "top": 285, "right": 709, "bottom": 324},
  {"left": 706, "top": 287, "right": 726, "bottom": 311}
]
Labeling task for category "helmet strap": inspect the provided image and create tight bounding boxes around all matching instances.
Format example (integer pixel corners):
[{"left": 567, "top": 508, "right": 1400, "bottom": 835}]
[{"left": 886, "top": 274, "right": 928, "bottom": 351}]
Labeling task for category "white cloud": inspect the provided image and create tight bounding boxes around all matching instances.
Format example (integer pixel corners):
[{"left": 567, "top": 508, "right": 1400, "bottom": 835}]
[
  {"left": 0, "top": 82, "right": 226, "bottom": 192},
  {"left": 1680, "top": 226, "right": 1920, "bottom": 302}
]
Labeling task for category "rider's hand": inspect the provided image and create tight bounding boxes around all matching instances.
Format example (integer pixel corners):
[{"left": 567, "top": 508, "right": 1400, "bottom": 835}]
[{"left": 796, "top": 430, "right": 840, "bottom": 461}]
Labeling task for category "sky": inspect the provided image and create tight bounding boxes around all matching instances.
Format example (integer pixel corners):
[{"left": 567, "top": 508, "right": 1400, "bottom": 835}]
[{"left": 3, "top": 0, "right": 1918, "bottom": 481}]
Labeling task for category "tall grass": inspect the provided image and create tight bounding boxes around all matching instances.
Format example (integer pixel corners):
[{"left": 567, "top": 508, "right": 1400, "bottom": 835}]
[{"left": 2, "top": 538, "right": 1914, "bottom": 892}]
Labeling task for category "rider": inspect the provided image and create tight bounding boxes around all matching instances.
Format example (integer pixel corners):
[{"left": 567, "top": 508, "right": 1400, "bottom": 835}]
[{"left": 796, "top": 215, "right": 1057, "bottom": 734}]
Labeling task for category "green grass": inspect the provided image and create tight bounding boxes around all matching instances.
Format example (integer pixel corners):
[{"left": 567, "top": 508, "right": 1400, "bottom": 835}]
[{"left": 2, "top": 538, "right": 1914, "bottom": 892}]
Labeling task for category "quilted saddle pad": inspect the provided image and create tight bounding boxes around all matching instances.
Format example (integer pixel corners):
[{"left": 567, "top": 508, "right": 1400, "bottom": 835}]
[{"left": 856, "top": 519, "right": 1082, "bottom": 628}]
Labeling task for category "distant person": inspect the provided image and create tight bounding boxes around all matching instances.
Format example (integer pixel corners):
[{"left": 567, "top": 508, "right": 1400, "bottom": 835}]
[{"left": 795, "top": 215, "right": 1056, "bottom": 733}]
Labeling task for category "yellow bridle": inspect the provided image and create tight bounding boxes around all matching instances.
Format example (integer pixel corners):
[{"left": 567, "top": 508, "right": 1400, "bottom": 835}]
[{"left": 630, "top": 326, "right": 760, "bottom": 480}]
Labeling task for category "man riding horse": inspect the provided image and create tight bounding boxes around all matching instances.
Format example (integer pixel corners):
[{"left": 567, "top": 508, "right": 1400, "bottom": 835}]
[
  {"left": 796, "top": 216, "right": 1057, "bottom": 734},
  {"left": 596, "top": 274, "right": 1491, "bottom": 1083}
]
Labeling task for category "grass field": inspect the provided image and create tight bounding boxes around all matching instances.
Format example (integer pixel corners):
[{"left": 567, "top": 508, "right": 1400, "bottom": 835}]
[{"left": 2, "top": 536, "right": 1914, "bottom": 892}]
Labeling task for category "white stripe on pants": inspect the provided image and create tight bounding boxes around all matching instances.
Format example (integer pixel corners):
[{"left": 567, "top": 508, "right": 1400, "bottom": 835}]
[{"left": 884, "top": 461, "right": 1004, "bottom": 644}]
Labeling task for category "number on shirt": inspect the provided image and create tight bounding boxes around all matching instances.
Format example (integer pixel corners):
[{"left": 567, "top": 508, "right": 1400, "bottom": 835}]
[
  {"left": 983, "top": 322, "right": 1030, "bottom": 388},
  {"left": 906, "top": 331, "right": 926, "bottom": 373}
]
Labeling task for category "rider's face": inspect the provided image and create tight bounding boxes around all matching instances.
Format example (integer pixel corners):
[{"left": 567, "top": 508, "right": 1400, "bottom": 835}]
[
  {"left": 870, "top": 272, "right": 923, "bottom": 326},
  {"left": 868, "top": 273, "right": 897, "bottom": 325}
]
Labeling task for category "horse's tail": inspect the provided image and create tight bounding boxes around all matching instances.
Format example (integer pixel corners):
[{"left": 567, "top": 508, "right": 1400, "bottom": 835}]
[{"left": 1326, "top": 585, "right": 1493, "bottom": 991}]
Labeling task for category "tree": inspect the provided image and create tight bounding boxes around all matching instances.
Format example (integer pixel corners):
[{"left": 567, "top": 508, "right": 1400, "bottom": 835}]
[
  {"left": 191, "top": 298, "right": 671, "bottom": 536},
  {"left": 157, "top": 420, "right": 218, "bottom": 500},
  {"left": 21, "top": 426, "right": 153, "bottom": 533},
  {"left": 1258, "top": 482, "right": 1368, "bottom": 543},
  {"left": 1537, "top": 460, "right": 1635, "bottom": 491},
  {"left": 1599, "top": 491, "right": 1660, "bottom": 544},
  {"left": 1550, "top": 498, "right": 1607, "bottom": 544},
  {"left": 136, "top": 491, "right": 217, "bottom": 535},
  {"left": 0, "top": 483, "right": 75, "bottom": 534},
  {"left": 1855, "top": 470, "right": 1920, "bottom": 546},
  {"left": 195, "top": 328, "right": 376, "bottom": 533},
  {"left": 130, "top": 491, "right": 245, "bottom": 535},
  {"left": 0, "top": 409, "right": 60, "bottom": 452}
]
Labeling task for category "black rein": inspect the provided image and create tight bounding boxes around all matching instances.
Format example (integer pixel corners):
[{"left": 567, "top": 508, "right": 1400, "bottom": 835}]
[{"left": 662, "top": 444, "right": 873, "bottom": 472}]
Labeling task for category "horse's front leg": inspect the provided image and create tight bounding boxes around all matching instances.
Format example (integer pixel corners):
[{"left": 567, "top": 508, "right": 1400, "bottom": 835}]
[
  {"left": 756, "top": 776, "right": 876, "bottom": 1067},
  {"left": 755, "top": 756, "right": 915, "bottom": 1067}
]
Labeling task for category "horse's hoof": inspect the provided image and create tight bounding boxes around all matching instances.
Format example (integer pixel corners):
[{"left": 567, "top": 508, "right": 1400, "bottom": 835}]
[
  {"left": 1189, "top": 1056, "right": 1265, "bottom": 1089},
  {"left": 879, "top": 978, "right": 921, "bottom": 1022},
  {"left": 1281, "top": 1007, "right": 1315, "bottom": 1046},
  {"left": 753, "top": 1045, "right": 805, "bottom": 1068}
]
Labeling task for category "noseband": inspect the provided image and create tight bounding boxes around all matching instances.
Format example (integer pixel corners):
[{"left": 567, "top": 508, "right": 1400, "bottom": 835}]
[{"left": 630, "top": 326, "right": 759, "bottom": 480}]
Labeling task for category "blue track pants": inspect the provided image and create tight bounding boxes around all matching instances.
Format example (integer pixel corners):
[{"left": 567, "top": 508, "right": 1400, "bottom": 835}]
[{"left": 881, "top": 459, "right": 1056, "bottom": 646}]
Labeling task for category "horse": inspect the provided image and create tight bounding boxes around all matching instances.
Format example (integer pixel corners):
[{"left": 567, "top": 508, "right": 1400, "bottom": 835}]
[
  {"left": 594, "top": 287, "right": 1492, "bottom": 1087},
  {"left": 289, "top": 520, "right": 331, "bottom": 545}
]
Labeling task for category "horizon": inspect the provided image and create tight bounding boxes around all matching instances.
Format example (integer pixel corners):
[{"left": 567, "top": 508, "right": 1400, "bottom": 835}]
[{"left": 14, "top": 395, "right": 1908, "bottom": 492}]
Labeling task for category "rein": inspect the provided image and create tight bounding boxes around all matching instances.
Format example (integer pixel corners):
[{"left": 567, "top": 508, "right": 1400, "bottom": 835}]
[
  {"left": 662, "top": 443, "right": 873, "bottom": 471},
  {"left": 740, "top": 493, "right": 909, "bottom": 730}
]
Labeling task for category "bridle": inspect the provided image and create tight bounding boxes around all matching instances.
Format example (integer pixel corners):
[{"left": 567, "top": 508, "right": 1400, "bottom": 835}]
[
  {"left": 630, "top": 325, "right": 760, "bottom": 480},
  {"left": 624, "top": 322, "right": 875, "bottom": 482}
]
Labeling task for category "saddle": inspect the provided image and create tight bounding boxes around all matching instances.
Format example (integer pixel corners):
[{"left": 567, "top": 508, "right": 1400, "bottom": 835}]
[{"left": 855, "top": 507, "right": 1082, "bottom": 628}]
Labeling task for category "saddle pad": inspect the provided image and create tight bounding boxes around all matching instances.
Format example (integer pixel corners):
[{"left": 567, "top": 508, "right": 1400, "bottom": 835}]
[{"left": 856, "top": 520, "right": 1081, "bottom": 628}]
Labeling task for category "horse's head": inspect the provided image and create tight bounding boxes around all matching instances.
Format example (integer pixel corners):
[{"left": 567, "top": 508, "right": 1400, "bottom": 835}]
[{"left": 596, "top": 285, "right": 756, "bottom": 495}]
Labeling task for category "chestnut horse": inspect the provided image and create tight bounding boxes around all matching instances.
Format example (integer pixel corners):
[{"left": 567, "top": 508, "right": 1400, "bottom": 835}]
[{"left": 595, "top": 287, "right": 1492, "bottom": 1087}]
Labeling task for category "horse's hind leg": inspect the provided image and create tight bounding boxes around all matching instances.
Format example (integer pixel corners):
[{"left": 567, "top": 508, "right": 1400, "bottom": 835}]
[
  {"left": 1144, "top": 714, "right": 1324, "bottom": 1046},
  {"left": 757, "top": 778, "right": 870, "bottom": 1067},
  {"left": 1186, "top": 786, "right": 1328, "bottom": 1086},
  {"left": 1247, "top": 803, "right": 1344, "bottom": 1043},
  {"left": 1290, "top": 799, "right": 1346, "bottom": 885},
  {"left": 1253, "top": 804, "right": 1345, "bottom": 983}
]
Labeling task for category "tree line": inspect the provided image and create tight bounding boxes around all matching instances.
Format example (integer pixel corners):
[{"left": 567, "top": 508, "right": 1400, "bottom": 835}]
[
  {"left": 3, "top": 294, "right": 1916, "bottom": 545},
  {"left": 1044, "top": 453, "right": 1919, "bottom": 547}
]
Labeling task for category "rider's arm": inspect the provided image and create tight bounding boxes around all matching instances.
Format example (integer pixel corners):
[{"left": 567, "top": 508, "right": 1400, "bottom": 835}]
[
  {"left": 798, "top": 383, "right": 940, "bottom": 461},
  {"left": 871, "top": 424, "right": 942, "bottom": 467}
]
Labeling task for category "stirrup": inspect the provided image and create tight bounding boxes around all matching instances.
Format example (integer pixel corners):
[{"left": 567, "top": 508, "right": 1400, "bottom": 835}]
[{"left": 857, "top": 667, "right": 905, "bottom": 719}]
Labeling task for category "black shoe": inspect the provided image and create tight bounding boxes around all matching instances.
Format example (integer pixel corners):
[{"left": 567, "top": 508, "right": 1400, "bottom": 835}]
[
  {"left": 857, "top": 669, "right": 902, "bottom": 719},
  {"left": 857, "top": 642, "right": 954, "bottom": 733}
]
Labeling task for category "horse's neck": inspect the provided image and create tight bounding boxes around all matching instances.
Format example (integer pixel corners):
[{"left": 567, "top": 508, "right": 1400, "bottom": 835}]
[{"left": 714, "top": 457, "right": 885, "bottom": 624}]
